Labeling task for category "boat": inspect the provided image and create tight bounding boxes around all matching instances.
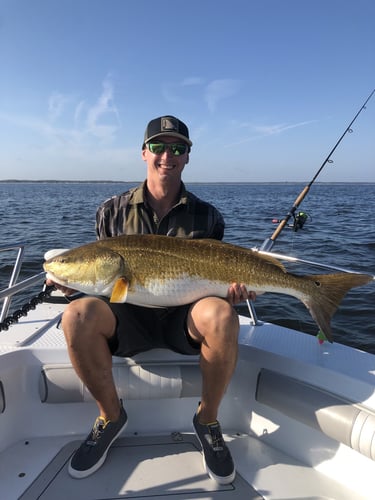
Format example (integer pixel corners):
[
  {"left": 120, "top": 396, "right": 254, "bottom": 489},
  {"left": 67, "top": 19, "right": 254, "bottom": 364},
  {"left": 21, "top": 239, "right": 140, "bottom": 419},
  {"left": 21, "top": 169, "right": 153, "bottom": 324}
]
[{"left": 0, "top": 239, "right": 374, "bottom": 500}]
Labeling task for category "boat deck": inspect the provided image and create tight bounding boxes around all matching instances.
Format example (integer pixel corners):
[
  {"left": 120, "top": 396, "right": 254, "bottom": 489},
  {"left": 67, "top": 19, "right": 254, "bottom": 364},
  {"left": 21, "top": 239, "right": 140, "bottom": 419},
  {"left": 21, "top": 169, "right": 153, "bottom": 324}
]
[
  {"left": 4, "top": 430, "right": 364, "bottom": 500},
  {"left": 1, "top": 299, "right": 375, "bottom": 499},
  {"left": 16, "top": 434, "right": 261, "bottom": 500}
]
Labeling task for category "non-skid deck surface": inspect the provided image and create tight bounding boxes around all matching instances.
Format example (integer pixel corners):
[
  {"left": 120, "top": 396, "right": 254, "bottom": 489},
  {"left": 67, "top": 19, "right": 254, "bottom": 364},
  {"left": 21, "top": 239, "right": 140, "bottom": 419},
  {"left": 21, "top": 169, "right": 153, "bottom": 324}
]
[{"left": 20, "top": 434, "right": 262, "bottom": 500}]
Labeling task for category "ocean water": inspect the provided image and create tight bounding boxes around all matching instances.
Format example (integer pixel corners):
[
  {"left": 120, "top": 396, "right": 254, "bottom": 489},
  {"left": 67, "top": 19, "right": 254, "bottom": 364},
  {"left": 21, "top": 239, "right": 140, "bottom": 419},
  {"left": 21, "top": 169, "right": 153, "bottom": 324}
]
[{"left": 0, "top": 181, "right": 374, "bottom": 353}]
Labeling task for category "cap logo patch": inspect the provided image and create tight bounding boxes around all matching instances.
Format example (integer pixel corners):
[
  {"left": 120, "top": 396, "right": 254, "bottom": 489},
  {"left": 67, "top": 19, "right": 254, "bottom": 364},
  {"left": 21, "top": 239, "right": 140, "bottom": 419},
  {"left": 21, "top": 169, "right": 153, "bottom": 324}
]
[{"left": 161, "top": 117, "right": 178, "bottom": 132}]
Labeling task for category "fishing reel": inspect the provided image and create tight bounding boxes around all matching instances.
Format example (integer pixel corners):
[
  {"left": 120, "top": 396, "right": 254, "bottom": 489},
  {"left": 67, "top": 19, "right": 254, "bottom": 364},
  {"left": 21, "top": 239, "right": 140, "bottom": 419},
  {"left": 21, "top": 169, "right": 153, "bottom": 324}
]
[
  {"left": 292, "top": 211, "right": 310, "bottom": 232},
  {"left": 272, "top": 211, "right": 311, "bottom": 232}
]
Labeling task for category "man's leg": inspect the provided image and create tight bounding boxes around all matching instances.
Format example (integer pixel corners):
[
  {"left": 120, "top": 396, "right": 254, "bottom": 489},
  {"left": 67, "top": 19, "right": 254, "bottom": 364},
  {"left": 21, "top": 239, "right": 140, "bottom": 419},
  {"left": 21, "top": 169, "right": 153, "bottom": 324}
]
[
  {"left": 61, "top": 297, "right": 120, "bottom": 421},
  {"left": 62, "top": 297, "right": 129, "bottom": 478},
  {"left": 187, "top": 297, "right": 239, "bottom": 423},
  {"left": 188, "top": 297, "right": 239, "bottom": 484}
]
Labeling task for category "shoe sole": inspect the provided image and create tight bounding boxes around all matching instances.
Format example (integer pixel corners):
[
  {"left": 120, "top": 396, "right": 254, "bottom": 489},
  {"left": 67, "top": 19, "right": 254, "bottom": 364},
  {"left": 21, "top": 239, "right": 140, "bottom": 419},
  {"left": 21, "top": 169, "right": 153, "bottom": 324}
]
[
  {"left": 68, "top": 419, "right": 128, "bottom": 479},
  {"left": 200, "top": 454, "right": 236, "bottom": 485}
]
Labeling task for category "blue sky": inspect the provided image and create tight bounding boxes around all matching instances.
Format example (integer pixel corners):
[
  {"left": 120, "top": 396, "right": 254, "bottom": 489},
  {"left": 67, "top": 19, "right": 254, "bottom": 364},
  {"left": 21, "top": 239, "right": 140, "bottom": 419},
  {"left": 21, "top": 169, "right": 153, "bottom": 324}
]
[{"left": 0, "top": 0, "right": 374, "bottom": 182}]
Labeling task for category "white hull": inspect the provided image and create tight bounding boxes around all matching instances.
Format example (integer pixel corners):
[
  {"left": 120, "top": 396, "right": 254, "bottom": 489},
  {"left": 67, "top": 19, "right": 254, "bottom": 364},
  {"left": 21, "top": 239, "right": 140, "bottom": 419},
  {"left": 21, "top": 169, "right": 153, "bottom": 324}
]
[{"left": 1, "top": 293, "right": 374, "bottom": 499}]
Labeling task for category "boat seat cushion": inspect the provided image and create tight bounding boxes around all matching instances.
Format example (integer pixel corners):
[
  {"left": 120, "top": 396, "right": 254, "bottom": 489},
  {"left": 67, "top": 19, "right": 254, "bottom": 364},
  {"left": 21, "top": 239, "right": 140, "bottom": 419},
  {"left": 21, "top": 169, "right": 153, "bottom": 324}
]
[
  {"left": 256, "top": 368, "right": 375, "bottom": 461},
  {"left": 39, "top": 356, "right": 201, "bottom": 404}
]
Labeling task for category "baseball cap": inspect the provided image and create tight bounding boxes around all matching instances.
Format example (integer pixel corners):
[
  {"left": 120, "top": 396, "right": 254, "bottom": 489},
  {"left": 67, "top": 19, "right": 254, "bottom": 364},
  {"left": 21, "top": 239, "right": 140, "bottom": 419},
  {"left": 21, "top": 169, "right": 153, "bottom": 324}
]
[{"left": 143, "top": 115, "right": 193, "bottom": 148}]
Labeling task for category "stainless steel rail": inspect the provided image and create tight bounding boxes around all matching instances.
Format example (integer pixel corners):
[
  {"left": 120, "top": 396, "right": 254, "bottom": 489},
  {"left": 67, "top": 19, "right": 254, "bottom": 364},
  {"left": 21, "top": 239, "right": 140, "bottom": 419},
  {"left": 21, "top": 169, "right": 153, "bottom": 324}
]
[
  {"left": 256, "top": 249, "right": 375, "bottom": 278},
  {"left": 0, "top": 243, "right": 45, "bottom": 322}
]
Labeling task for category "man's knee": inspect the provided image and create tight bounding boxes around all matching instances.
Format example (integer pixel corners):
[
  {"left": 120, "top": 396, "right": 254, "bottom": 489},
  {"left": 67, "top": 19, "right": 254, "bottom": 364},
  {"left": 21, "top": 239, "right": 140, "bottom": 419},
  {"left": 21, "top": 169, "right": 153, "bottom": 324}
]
[
  {"left": 189, "top": 297, "right": 239, "bottom": 342},
  {"left": 61, "top": 298, "right": 116, "bottom": 341}
]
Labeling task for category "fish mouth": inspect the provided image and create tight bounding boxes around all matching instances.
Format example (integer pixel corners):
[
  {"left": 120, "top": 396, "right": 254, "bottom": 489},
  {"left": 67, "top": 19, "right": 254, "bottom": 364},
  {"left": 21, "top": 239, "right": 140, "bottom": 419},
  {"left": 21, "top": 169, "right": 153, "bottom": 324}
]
[
  {"left": 44, "top": 269, "right": 121, "bottom": 297},
  {"left": 44, "top": 270, "right": 68, "bottom": 288}
]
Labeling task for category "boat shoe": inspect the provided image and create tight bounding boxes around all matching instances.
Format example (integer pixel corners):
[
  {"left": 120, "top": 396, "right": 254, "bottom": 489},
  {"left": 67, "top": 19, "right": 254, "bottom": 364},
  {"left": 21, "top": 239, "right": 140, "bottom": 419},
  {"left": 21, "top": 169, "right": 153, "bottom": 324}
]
[
  {"left": 193, "top": 411, "right": 236, "bottom": 484},
  {"left": 68, "top": 403, "right": 128, "bottom": 479}
]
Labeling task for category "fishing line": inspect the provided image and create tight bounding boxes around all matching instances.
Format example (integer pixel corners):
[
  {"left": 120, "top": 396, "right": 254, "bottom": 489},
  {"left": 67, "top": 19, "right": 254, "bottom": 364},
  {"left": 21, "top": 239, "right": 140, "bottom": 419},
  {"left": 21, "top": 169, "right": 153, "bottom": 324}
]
[{"left": 261, "top": 88, "right": 375, "bottom": 252}]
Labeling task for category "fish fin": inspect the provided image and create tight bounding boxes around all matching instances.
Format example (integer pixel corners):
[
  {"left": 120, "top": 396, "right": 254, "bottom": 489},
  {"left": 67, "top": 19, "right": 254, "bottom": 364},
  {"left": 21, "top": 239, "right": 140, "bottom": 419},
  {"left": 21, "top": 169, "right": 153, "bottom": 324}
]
[
  {"left": 110, "top": 277, "right": 129, "bottom": 303},
  {"left": 256, "top": 251, "right": 286, "bottom": 272},
  {"left": 302, "top": 273, "right": 372, "bottom": 342}
]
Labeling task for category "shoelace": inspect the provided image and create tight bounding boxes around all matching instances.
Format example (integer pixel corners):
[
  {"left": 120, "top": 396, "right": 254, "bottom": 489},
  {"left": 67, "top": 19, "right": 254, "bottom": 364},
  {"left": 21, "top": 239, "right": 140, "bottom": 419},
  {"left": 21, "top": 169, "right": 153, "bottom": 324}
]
[
  {"left": 205, "top": 422, "right": 225, "bottom": 453},
  {"left": 86, "top": 417, "right": 109, "bottom": 446}
]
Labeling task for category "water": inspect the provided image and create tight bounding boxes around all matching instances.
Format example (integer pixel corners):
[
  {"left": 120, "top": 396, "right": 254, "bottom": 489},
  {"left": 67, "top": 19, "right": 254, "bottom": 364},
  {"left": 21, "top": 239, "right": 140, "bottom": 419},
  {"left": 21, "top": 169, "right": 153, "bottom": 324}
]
[{"left": 1, "top": 181, "right": 374, "bottom": 353}]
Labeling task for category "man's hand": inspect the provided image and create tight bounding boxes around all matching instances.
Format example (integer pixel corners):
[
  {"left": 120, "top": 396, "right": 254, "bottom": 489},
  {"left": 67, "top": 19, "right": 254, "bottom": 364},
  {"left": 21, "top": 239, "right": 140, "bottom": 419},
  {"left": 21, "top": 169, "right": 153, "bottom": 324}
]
[
  {"left": 45, "top": 278, "right": 77, "bottom": 297},
  {"left": 227, "top": 283, "right": 256, "bottom": 306}
]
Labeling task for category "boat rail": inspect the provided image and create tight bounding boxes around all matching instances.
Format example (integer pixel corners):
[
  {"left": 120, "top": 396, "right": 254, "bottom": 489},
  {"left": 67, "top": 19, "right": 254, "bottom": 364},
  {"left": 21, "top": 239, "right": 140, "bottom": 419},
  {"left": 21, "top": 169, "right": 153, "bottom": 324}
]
[
  {"left": 0, "top": 243, "right": 45, "bottom": 322},
  {"left": 257, "top": 249, "right": 375, "bottom": 276}
]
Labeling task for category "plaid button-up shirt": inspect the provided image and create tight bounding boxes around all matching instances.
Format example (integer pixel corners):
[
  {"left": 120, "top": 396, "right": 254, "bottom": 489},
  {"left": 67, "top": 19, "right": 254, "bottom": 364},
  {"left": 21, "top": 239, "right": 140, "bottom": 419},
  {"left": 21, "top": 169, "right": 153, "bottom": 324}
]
[{"left": 96, "top": 181, "right": 224, "bottom": 240}]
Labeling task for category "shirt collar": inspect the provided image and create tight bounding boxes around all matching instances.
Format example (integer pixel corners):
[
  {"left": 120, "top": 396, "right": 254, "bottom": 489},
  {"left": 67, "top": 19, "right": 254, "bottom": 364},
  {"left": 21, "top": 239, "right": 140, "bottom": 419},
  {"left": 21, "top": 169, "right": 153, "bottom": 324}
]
[{"left": 129, "top": 180, "right": 189, "bottom": 206}]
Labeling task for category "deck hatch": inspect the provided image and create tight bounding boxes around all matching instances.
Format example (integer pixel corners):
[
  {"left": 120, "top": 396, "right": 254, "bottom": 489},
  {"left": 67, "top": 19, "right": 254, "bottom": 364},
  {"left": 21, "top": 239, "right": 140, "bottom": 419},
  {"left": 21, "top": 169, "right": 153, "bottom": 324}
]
[{"left": 20, "top": 434, "right": 262, "bottom": 499}]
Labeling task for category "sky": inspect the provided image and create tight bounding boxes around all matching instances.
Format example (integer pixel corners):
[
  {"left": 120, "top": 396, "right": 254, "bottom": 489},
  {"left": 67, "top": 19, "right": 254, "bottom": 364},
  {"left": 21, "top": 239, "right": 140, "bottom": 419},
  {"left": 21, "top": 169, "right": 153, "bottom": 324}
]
[{"left": 0, "top": 0, "right": 374, "bottom": 182}]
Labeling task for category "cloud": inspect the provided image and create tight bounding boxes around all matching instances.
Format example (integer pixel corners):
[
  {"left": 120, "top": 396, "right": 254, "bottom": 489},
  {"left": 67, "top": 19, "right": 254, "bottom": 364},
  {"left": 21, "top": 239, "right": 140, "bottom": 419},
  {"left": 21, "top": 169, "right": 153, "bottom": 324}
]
[
  {"left": 0, "top": 111, "right": 53, "bottom": 136},
  {"left": 74, "top": 100, "right": 86, "bottom": 125},
  {"left": 181, "top": 77, "right": 206, "bottom": 86},
  {"left": 161, "top": 80, "right": 188, "bottom": 104},
  {"left": 204, "top": 79, "right": 242, "bottom": 112},
  {"left": 0, "top": 76, "right": 121, "bottom": 149},
  {"left": 162, "top": 77, "right": 242, "bottom": 112},
  {"left": 253, "top": 121, "right": 315, "bottom": 136},
  {"left": 48, "top": 92, "right": 70, "bottom": 122},
  {"left": 162, "top": 77, "right": 205, "bottom": 104},
  {"left": 85, "top": 77, "right": 121, "bottom": 142},
  {"left": 226, "top": 119, "right": 317, "bottom": 146}
]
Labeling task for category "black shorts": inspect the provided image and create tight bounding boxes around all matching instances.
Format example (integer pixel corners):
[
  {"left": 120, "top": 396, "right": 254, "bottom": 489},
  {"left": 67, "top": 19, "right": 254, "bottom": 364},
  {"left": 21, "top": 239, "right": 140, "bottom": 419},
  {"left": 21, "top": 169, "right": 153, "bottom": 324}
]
[{"left": 101, "top": 300, "right": 201, "bottom": 358}]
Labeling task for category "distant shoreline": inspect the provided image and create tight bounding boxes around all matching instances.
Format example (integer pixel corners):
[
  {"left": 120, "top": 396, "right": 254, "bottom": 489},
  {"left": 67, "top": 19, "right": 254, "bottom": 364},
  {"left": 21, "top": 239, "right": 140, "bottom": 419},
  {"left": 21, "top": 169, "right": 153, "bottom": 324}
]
[
  {"left": 0, "top": 179, "right": 374, "bottom": 185},
  {"left": 0, "top": 179, "right": 138, "bottom": 184}
]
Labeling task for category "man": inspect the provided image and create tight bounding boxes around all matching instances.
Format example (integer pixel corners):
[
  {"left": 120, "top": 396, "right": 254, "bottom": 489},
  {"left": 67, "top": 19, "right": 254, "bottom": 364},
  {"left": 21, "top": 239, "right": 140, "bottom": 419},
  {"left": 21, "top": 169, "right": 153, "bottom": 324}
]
[{"left": 55, "top": 115, "right": 254, "bottom": 484}]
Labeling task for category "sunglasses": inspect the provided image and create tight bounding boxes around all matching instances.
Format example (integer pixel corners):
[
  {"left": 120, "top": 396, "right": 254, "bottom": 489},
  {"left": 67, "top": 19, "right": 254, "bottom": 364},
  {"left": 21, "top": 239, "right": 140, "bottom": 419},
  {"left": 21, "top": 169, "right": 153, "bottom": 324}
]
[{"left": 147, "top": 142, "right": 188, "bottom": 156}]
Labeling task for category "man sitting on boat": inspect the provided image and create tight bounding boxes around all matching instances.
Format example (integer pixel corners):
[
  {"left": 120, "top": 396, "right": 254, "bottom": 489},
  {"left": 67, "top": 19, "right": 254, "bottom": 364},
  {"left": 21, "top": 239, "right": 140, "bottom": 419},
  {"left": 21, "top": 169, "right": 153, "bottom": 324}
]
[{"left": 47, "top": 115, "right": 255, "bottom": 484}]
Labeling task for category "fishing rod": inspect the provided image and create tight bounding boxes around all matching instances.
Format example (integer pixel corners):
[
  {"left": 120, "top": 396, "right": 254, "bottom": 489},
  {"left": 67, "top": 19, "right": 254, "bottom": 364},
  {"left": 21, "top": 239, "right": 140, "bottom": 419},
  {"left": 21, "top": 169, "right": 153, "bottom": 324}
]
[{"left": 260, "top": 88, "right": 375, "bottom": 252}]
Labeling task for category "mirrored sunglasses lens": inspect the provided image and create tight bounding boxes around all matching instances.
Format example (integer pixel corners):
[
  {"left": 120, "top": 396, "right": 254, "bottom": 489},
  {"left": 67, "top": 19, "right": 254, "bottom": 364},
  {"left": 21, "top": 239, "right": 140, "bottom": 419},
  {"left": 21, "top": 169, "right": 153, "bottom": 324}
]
[
  {"left": 148, "top": 143, "right": 165, "bottom": 154},
  {"left": 171, "top": 144, "right": 187, "bottom": 156},
  {"left": 148, "top": 142, "right": 187, "bottom": 156}
]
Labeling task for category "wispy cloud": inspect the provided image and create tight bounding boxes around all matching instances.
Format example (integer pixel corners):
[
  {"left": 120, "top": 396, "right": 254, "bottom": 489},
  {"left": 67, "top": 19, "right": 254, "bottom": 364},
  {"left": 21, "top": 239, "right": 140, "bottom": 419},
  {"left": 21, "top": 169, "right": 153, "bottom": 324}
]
[
  {"left": 227, "top": 119, "right": 316, "bottom": 146},
  {"left": 253, "top": 121, "right": 315, "bottom": 136},
  {"left": 181, "top": 77, "right": 206, "bottom": 86},
  {"left": 85, "top": 77, "right": 121, "bottom": 142},
  {"left": 0, "top": 76, "right": 121, "bottom": 148},
  {"left": 204, "top": 79, "right": 242, "bottom": 112},
  {"left": 0, "top": 112, "right": 53, "bottom": 136},
  {"left": 162, "top": 77, "right": 242, "bottom": 112},
  {"left": 161, "top": 83, "right": 180, "bottom": 104},
  {"left": 48, "top": 92, "right": 71, "bottom": 122},
  {"left": 74, "top": 100, "right": 86, "bottom": 125},
  {"left": 162, "top": 76, "right": 205, "bottom": 102}
]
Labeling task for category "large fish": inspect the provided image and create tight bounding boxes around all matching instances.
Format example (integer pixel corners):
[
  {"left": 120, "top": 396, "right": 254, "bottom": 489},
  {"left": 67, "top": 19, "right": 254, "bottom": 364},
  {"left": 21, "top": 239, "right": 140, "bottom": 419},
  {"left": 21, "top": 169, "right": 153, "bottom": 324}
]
[{"left": 44, "top": 234, "right": 372, "bottom": 342}]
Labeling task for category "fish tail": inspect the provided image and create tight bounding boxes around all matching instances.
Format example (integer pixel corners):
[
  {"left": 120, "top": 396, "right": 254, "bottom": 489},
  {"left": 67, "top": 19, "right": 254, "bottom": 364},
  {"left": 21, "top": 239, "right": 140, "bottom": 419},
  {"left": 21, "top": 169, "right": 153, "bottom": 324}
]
[{"left": 302, "top": 273, "right": 372, "bottom": 342}]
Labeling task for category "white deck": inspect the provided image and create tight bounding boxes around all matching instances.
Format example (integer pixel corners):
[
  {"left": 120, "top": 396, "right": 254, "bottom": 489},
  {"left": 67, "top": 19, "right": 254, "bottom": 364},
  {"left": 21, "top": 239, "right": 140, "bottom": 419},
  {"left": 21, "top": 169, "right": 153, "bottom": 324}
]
[{"left": 1, "top": 298, "right": 375, "bottom": 499}]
